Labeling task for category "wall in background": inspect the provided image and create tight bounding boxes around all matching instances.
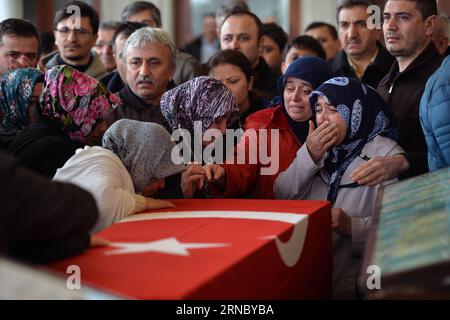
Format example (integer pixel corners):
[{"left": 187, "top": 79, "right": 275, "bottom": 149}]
[
  {"left": 100, "top": 0, "right": 174, "bottom": 36},
  {"left": 300, "top": 0, "right": 337, "bottom": 33}
]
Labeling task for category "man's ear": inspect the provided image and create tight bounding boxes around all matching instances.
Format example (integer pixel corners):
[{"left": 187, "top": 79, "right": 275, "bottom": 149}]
[
  {"left": 425, "top": 15, "right": 437, "bottom": 37},
  {"left": 168, "top": 64, "right": 176, "bottom": 82}
]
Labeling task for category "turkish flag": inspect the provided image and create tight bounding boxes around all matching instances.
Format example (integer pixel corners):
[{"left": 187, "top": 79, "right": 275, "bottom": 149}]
[{"left": 46, "top": 200, "right": 332, "bottom": 300}]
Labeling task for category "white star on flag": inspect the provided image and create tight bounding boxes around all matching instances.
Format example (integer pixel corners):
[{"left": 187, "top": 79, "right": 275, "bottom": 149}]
[{"left": 106, "top": 237, "right": 231, "bottom": 256}]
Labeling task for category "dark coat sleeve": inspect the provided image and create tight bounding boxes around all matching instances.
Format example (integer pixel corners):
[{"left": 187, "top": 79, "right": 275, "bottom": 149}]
[{"left": 0, "top": 152, "right": 99, "bottom": 264}]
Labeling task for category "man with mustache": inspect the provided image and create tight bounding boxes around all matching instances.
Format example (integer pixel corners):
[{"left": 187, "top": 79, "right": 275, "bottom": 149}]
[
  {"left": 41, "top": 1, "right": 107, "bottom": 80},
  {"left": 377, "top": 0, "right": 443, "bottom": 178},
  {"left": 106, "top": 27, "right": 176, "bottom": 129},
  {"left": 331, "top": 0, "right": 394, "bottom": 89}
]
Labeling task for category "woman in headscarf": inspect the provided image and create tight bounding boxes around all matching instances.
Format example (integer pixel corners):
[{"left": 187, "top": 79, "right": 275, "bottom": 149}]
[
  {"left": 161, "top": 76, "right": 239, "bottom": 147},
  {"left": 196, "top": 56, "right": 332, "bottom": 199},
  {"left": 53, "top": 120, "right": 183, "bottom": 233},
  {"left": 160, "top": 76, "right": 239, "bottom": 198},
  {"left": 7, "top": 65, "right": 121, "bottom": 177},
  {"left": 275, "top": 77, "right": 405, "bottom": 299},
  {"left": 0, "top": 68, "right": 44, "bottom": 147}
]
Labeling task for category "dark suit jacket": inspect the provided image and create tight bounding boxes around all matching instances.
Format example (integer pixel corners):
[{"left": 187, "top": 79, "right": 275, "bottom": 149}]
[
  {"left": 331, "top": 43, "right": 394, "bottom": 89},
  {"left": 0, "top": 152, "right": 98, "bottom": 264}
]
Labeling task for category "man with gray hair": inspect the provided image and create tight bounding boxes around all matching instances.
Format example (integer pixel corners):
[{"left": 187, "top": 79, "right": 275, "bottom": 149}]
[
  {"left": 106, "top": 27, "right": 176, "bottom": 128},
  {"left": 121, "top": 1, "right": 202, "bottom": 85},
  {"left": 432, "top": 11, "right": 450, "bottom": 55}
]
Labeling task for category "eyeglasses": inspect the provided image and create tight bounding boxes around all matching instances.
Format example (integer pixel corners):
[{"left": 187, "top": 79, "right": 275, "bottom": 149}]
[{"left": 55, "top": 27, "right": 92, "bottom": 37}]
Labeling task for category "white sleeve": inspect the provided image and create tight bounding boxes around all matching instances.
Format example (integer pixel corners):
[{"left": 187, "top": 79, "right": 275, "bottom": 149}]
[
  {"left": 92, "top": 181, "right": 138, "bottom": 233},
  {"left": 274, "top": 143, "right": 324, "bottom": 200}
]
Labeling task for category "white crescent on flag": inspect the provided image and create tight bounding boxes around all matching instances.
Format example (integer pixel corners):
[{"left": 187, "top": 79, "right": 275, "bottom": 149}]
[{"left": 117, "top": 211, "right": 309, "bottom": 268}]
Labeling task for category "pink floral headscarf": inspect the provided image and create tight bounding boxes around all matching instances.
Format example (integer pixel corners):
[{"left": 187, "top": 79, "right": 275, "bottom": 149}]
[{"left": 40, "top": 66, "right": 121, "bottom": 144}]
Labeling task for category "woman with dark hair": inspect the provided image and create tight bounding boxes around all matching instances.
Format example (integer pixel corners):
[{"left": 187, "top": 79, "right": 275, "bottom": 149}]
[
  {"left": 7, "top": 65, "right": 121, "bottom": 177},
  {"left": 209, "top": 49, "right": 267, "bottom": 128}
]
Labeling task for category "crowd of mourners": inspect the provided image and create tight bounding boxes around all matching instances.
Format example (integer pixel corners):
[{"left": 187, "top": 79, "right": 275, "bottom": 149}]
[{"left": 0, "top": 0, "right": 449, "bottom": 299}]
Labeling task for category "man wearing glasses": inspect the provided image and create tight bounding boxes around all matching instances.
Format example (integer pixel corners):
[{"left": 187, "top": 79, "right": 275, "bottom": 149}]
[{"left": 41, "top": 1, "right": 107, "bottom": 80}]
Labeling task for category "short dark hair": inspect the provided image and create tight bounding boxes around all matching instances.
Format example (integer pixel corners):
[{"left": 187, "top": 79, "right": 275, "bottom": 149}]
[
  {"left": 39, "top": 31, "right": 55, "bottom": 56},
  {"left": 54, "top": 1, "right": 100, "bottom": 34},
  {"left": 262, "top": 23, "right": 288, "bottom": 53},
  {"left": 396, "top": 0, "right": 438, "bottom": 20},
  {"left": 0, "top": 18, "right": 40, "bottom": 46},
  {"left": 99, "top": 21, "right": 122, "bottom": 31},
  {"left": 305, "top": 22, "right": 339, "bottom": 40},
  {"left": 216, "top": 1, "right": 250, "bottom": 18},
  {"left": 208, "top": 49, "right": 254, "bottom": 82},
  {"left": 337, "top": 0, "right": 376, "bottom": 22},
  {"left": 221, "top": 9, "right": 263, "bottom": 40},
  {"left": 121, "top": 1, "right": 162, "bottom": 27},
  {"left": 112, "top": 21, "right": 147, "bottom": 52},
  {"left": 283, "top": 35, "right": 326, "bottom": 60}
]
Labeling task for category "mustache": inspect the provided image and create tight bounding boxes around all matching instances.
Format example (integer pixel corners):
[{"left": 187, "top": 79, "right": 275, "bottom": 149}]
[
  {"left": 385, "top": 33, "right": 399, "bottom": 38},
  {"left": 64, "top": 44, "right": 81, "bottom": 48},
  {"left": 137, "top": 76, "right": 156, "bottom": 85}
]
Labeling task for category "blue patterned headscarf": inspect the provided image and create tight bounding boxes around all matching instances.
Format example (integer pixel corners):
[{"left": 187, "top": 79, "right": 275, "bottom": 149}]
[
  {"left": 310, "top": 77, "right": 399, "bottom": 203},
  {"left": 0, "top": 68, "right": 44, "bottom": 132},
  {"left": 160, "top": 76, "right": 239, "bottom": 137}
]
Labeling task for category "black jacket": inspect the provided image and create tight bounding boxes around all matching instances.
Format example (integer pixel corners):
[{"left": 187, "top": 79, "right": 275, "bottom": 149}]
[
  {"left": 378, "top": 43, "right": 444, "bottom": 178},
  {"left": 105, "top": 85, "right": 173, "bottom": 130},
  {"left": 182, "top": 36, "right": 220, "bottom": 63},
  {"left": 0, "top": 152, "right": 98, "bottom": 264},
  {"left": 331, "top": 43, "right": 394, "bottom": 89},
  {"left": 100, "top": 71, "right": 125, "bottom": 94},
  {"left": 7, "top": 122, "right": 79, "bottom": 178},
  {"left": 253, "top": 57, "right": 279, "bottom": 98},
  {"left": 183, "top": 37, "right": 202, "bottom": 62}
]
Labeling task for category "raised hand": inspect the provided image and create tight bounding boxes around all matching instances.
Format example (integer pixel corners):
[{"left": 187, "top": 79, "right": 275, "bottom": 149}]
[{"left": 306, "top": 120, "right": 339, "bottom": 162}]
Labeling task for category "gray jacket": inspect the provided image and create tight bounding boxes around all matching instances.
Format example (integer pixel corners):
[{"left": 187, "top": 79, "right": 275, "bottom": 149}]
[
  {"left": 274, "top": 136, "right": 404, "bottom": 299},
  {"left": 174, "top": 51, "right": 203, "bottom": 85},
  {"left": 41, "top": 51, "right": 107, "bottom": 80}
]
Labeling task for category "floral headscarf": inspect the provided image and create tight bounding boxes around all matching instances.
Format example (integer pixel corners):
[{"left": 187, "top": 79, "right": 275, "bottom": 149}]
[
  {"left": 0, "top": 68, "right": 44, "bottom": 131},
  {"left": 102, "top": 119, "right": 186, "bottom": 194},
  {"left": 310, "top": 77, "right": 399, "bottom": 203},
  {"left": 39, "top": 66, "right": 121, "bottom": 144},
  {"left": 160, "top": 76, "right": 239, "bottom": 137}
]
